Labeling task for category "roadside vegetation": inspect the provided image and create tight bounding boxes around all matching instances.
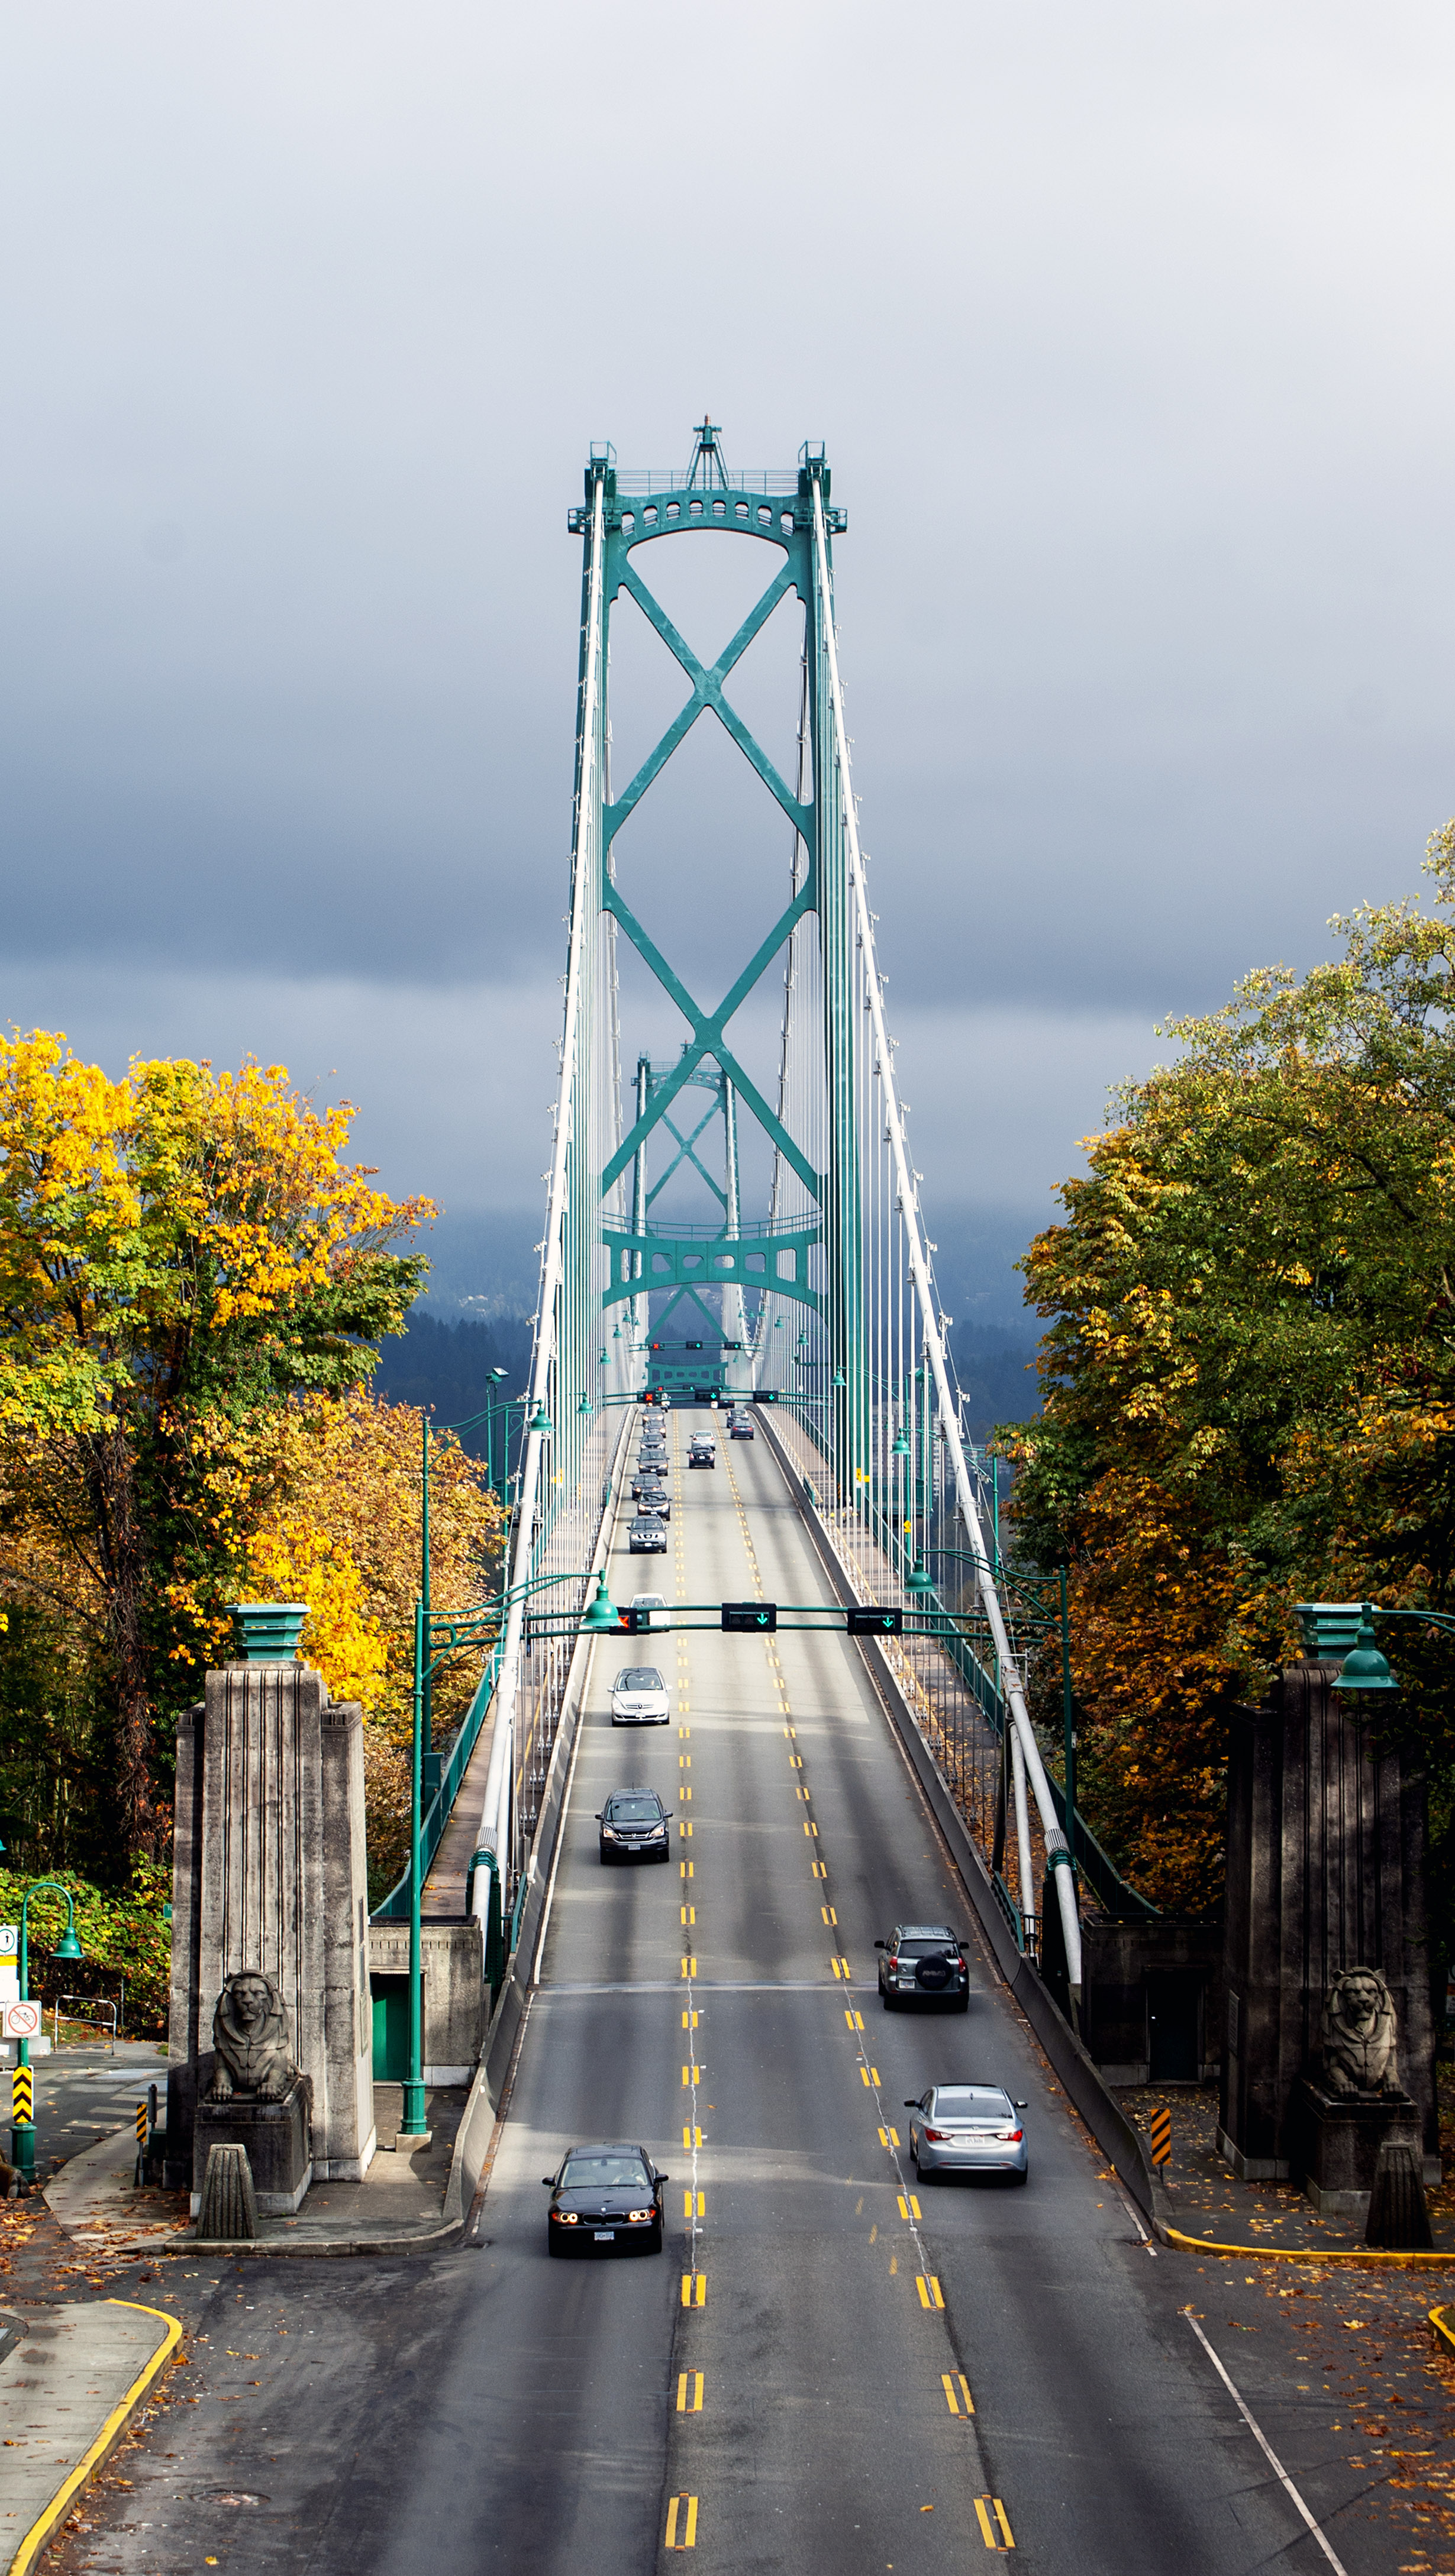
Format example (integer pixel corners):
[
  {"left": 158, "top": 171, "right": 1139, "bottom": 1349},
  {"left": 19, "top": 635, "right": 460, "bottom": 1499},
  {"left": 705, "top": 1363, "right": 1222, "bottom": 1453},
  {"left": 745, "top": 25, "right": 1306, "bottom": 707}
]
[
  {"left": 0, "top": 1035, "right": 504, "bottom": 2029},
  {"left": 1007, "top": 823, "right": 1455, "bottom": 1969}
]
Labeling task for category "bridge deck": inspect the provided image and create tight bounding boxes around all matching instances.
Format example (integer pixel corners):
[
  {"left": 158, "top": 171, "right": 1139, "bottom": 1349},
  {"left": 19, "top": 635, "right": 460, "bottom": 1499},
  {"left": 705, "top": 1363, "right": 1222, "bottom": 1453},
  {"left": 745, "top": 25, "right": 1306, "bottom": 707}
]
[{"left": 352, "top": 1410, "right": 1306, "bottom": 2576}]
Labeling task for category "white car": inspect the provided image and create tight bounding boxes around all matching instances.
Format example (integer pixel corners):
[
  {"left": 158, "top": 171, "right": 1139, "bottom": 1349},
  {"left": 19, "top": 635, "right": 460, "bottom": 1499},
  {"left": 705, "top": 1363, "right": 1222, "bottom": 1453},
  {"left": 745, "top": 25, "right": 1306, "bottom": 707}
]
[
  {"left": 630, "top": 1593, "right": 670, "bottom": 1632},
  {"left": 609, "top": 1664, "right": 670, "bottom": 1726},
  {"left": 904, "top": 2084, "right": 1028, "bottom": 2184}
]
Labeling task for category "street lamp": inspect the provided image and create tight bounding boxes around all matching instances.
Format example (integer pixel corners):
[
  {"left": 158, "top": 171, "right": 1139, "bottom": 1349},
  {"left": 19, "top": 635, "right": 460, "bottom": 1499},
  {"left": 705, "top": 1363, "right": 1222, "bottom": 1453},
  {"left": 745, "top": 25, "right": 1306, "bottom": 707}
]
[
  {"left": 1331, "top": 1606, "right": 1399, "bottom": 1693},
  {"left": 401, "top": 1557, "right": 618, "bottom": 2135},
  {"left": 9, "top": 1883, "right": 83, "bottom": 2180},
  {"left": 1299, "top": 1596, "right": 1455, "bottom": 1693}
]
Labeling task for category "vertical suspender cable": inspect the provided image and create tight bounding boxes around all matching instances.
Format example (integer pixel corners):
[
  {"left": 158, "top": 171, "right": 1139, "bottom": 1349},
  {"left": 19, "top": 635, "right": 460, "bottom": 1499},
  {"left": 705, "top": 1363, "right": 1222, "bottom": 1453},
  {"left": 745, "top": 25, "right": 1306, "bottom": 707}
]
[
  {"left": 809, "top": 478, "right": 1082, "bottom": 2002},
  {"left": 479, "top": 469, "right": 607, "bottom": 1887}
]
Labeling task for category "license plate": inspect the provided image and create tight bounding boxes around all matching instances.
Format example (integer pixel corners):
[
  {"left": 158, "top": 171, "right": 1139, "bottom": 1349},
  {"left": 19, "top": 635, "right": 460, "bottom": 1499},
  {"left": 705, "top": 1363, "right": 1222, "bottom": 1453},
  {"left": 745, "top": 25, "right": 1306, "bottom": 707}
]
[{"left": 594, "top": 2229, "right": 615, "bottom": 2242}]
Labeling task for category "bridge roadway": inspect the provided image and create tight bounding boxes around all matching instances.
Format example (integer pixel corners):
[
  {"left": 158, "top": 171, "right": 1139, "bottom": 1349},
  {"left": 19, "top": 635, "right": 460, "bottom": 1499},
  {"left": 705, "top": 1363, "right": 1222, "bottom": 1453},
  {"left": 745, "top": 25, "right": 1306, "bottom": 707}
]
[{"left": 353, "top": 1411, "right": 1318, "bottom": 2576}]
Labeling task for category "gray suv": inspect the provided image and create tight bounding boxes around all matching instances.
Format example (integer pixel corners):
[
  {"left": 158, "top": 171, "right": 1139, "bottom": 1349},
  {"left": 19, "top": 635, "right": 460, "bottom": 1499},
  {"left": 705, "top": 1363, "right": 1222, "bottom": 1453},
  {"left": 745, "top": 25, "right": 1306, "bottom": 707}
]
[{"left": 875, "top": 1923, "right": 970, "bottom": 2012}]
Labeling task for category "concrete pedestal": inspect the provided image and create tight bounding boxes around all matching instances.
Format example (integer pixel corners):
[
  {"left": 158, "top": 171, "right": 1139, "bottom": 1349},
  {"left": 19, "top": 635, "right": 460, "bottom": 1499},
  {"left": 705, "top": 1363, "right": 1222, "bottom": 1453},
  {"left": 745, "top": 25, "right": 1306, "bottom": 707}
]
[
  {"left": 193, "top": 2074, "right": 313, "bottom": 2218},
  {"left": 1219, "top": 1662, "right": 1438, "bottom": 2184},
  {"left": 1295, "top": 2076, "right": 1422, "bottom": 2217},
  {"left": 167, "top": 1663, "right": 375, "bottom": 2192}
]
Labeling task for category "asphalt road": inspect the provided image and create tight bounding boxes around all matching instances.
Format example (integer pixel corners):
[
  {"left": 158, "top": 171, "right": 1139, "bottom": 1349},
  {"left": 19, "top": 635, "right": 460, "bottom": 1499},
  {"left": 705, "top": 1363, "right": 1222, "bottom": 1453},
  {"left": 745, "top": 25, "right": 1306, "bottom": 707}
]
[
  {"left": 349, "top": 1415, "right": 1339, "bottom": 2576},
  {"left": 3, "top": 2041, "right": 169, "bottom": 2173},
  {"left": 50, "top": 1413, "right": 1382, "bottom": 2574}
]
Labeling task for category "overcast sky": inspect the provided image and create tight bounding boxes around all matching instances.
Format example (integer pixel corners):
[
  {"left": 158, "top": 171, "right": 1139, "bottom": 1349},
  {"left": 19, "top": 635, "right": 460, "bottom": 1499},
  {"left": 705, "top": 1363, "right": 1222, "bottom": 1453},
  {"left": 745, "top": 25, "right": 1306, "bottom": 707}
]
[{"left": 3, "top": 3, "right": 1454, "bottom": 1321}]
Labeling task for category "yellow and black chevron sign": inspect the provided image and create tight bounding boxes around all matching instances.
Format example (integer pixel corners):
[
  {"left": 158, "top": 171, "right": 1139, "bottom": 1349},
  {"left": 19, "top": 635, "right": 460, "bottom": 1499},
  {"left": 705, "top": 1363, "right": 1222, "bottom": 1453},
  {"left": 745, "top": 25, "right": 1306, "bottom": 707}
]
[
  {"left": 1148, "top": 2106, "right": 1172, "bottom": 2166},
  {"left": 11, "top": 2065, "right": 34, "bottom": 2123},
  {"left": 135, "top": 2099, "right": 149, "bottom": 2146}
]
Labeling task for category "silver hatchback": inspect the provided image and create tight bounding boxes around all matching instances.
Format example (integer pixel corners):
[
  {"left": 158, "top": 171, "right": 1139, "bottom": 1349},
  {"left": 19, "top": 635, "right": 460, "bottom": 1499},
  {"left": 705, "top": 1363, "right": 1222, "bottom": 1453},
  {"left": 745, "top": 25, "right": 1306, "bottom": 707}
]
[{"left": 904, "top": 2083, "right": 1028, "bottom": 2184}]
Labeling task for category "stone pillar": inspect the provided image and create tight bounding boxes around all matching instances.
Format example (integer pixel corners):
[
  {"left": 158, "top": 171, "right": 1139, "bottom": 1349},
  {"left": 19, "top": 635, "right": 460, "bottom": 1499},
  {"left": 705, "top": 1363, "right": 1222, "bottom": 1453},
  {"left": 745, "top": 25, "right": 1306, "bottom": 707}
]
[
  {"left": 167, "top": 1662, "right": 375, "bottom": 2187},
  {"left": 1218, "top": 1660, "right": 1437, "bottom": 2184}
]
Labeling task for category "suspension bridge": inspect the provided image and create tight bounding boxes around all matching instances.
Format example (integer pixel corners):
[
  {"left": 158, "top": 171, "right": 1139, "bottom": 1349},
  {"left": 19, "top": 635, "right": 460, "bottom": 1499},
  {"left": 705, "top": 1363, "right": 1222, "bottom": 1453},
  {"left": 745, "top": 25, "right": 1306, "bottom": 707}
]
[
  {"left": 394, "top": 418, "right": 1116, "bottom": 1980},
  {"left": 354, "top": 428, "right": 1308, "bottom": 2576}
]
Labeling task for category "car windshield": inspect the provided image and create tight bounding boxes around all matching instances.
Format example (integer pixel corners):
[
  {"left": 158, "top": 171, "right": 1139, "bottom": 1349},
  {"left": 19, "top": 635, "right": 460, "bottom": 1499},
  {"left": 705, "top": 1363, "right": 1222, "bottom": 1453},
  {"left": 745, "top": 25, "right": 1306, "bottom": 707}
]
[
  {"left": 616, "top": 1669, "right": 663, "bottom": 1692},
  {"left": 898, "top": 1938, "right": 957, "bottom": 1957},
  {"left": 933, "top": 2087, "right": 1011, "bottom": 2115},
  {"left": 607, "top": 1796, "right": 662, "bottom": 1822},
  {"left": 560, "top": 2154, "right": 649, "bottom": 2190}
]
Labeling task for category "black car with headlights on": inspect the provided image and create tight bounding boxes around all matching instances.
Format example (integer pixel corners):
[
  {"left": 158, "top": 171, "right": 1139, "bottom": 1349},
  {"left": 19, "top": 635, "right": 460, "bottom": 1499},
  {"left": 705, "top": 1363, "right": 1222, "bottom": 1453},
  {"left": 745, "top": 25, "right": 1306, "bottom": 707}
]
[
  {"left": 544, "top": 2142, "right": 667, "bottom": 2254},
  {"left": 629, "top": 1515, "right": 667, "bottom": 1554},
  {"left": 875, "top": 1922, "right": 971, "bottom": 2011},
  {"left": 596, "top": 1786, "right": 671, "bottom": 1860}
]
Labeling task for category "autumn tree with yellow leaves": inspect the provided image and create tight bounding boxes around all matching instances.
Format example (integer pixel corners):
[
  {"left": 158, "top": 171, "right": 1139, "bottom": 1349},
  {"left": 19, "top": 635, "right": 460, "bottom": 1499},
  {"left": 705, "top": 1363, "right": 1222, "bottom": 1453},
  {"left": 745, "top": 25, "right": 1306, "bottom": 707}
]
[
  {"left": 0, "top": 1035, "right": 434, "bottom": 1860},
  {"left": 1008, "top": 825, "right": 1455, "bottom": 1921}
]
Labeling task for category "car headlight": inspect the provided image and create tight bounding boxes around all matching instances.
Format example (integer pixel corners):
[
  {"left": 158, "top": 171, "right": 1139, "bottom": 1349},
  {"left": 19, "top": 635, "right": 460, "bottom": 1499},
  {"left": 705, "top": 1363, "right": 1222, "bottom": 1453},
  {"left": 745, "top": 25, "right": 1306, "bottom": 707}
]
[
  {"left": 602, "top": 1827, "right": 624, "bottom": 1841},
  {"left": 552, "top": 2210, "right": 579, "bottom": 2223},
  {"left": 625, "top": 2207, "right": 654, "bottom": 2222}
]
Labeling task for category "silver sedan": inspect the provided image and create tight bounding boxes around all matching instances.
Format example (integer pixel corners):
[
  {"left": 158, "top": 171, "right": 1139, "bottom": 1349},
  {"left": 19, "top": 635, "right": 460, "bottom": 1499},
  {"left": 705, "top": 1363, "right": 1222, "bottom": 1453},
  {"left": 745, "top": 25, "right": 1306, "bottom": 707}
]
[{"left": 904, "top": 2083, "right": 1028, "bottom": 2184}]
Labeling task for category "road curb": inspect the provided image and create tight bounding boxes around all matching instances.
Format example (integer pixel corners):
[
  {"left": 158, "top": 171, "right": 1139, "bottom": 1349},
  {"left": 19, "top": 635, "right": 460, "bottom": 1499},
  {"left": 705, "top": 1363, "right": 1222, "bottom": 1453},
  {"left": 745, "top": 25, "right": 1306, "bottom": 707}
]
[
  {"left": 1431, "top": 2304, "right": 1455, "bottom": 2350},
  {"left": 1162, "top": 2226, "right": 1455, "bottom": 2267},
  {"left": 4, "top": 2299, "right": 180, "bottom": 2576}
]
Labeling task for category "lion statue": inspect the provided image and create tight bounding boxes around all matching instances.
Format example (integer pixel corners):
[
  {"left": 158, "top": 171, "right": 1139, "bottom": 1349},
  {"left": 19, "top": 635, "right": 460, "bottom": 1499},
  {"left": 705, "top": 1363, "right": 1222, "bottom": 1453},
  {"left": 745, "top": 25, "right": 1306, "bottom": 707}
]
[
  {"left": 207, "top": 1971, "right": 298, "bottom": 2103},
  {"left": 1321, "top": 1967, "right": 1401, "bottom": 2098}
]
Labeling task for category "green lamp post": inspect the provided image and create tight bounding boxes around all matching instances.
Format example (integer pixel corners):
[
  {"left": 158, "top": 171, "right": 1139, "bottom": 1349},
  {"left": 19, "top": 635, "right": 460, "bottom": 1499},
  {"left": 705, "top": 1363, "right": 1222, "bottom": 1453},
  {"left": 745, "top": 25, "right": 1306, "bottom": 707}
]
[{"left": 9, "top": 1883, "right": 84, "bottom": 2180}]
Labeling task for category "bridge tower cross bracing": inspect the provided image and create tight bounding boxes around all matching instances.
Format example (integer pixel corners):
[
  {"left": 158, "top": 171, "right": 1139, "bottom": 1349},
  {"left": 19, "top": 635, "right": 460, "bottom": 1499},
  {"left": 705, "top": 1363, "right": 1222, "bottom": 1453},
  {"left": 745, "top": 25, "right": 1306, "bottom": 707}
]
[{"left": 482, "top": 423, "right": 1083, "bottom": 2003}]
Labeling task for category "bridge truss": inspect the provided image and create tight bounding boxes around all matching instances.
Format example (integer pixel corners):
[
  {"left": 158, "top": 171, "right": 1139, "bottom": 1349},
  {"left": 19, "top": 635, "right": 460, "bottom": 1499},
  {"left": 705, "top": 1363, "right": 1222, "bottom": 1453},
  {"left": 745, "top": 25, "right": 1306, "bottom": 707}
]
[{"left": 479, "top": 423, "right": 1085, "bottom": 2003}]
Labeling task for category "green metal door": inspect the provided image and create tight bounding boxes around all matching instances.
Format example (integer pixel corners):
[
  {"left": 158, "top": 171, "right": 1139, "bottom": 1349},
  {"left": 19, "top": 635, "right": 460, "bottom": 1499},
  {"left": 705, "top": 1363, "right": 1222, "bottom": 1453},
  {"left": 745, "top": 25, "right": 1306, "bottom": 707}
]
[{"left": 370, "top": 1977, "right": 409, "bottom": 2080}]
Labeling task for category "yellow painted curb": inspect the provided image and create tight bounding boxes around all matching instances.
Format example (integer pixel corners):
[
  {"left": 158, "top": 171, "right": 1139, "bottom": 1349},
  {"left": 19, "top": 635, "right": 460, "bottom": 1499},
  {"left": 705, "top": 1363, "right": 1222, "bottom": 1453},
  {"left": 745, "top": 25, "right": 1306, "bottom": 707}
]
[
  {"left": 1430, "top": 2304, "right": 1455, "bottom": 2354},
  {"left": 7, "top": 2299, "right": 182, "bottom": 2576},
  {"left": 1164, "top": 2225, "right": 1455, "bottom": 2267}
]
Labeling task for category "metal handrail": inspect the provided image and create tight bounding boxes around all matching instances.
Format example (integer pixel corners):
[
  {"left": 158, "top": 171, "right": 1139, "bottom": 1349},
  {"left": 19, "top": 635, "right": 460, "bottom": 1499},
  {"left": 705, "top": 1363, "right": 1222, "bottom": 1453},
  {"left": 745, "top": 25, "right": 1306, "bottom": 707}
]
[
  {"left": 372, "top": 1637, "right": 505, "bottom": 1923},
  {"left": 54, "top": 1993, "right": 117, "bottom": 2051},
  {"left": 992, "top": 1874, "right": 1026, "bottom": 1954}
]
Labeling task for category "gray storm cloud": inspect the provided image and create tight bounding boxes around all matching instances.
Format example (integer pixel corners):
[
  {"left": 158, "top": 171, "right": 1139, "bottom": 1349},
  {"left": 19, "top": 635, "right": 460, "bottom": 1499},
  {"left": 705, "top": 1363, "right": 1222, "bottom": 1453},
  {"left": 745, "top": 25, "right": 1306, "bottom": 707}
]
[{"left": 1, "top": 0, "right": 1451, "bottom": 1306}]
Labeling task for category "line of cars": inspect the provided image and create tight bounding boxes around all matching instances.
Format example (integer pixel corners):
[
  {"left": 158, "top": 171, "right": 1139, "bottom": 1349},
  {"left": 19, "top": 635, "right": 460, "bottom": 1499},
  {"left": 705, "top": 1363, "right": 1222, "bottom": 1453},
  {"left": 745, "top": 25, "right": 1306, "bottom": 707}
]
[{"left": 565, "top": 1423, "right": 1027, "bottom": 2264}]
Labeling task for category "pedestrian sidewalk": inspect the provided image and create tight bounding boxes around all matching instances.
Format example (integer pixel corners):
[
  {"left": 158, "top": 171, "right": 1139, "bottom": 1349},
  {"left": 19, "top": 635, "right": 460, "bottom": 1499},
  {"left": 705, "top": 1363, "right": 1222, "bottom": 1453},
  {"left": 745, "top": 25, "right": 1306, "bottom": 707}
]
[
  {"left": 1120, "top": 2083, "right": 1455, "bottom": 2258},
  {"left": 41, "top": 2077, "right": 487, "bottom": 2260},
  {"left": 0, "top": 2296, "right": 180, "bottom": 2576}
]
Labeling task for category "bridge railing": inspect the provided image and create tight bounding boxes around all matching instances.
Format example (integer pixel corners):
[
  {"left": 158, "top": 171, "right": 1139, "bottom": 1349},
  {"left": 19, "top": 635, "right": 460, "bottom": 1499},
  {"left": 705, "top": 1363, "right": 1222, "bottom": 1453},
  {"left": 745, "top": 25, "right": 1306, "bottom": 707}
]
[{"left": 767, "top": 1395, "right": 1154, "bottom": 1931}]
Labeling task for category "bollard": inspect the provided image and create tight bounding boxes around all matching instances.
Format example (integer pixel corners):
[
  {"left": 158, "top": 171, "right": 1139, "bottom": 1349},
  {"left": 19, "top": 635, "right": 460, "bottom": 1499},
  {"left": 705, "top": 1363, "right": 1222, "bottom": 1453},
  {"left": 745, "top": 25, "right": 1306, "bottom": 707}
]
[{"left": 10, "top": 2063, "right": 34, "bottom": 2182}]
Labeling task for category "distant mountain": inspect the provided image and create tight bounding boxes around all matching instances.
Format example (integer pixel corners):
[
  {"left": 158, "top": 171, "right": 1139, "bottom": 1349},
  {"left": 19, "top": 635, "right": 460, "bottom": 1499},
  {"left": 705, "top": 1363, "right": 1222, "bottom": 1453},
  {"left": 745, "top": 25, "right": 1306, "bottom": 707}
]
[
  {"left": 949, "top": 1321, "right": 1042, "bottom": 1446},
  {"left": 372, "top": 1311, "right": 534, "bottom": 1461}
]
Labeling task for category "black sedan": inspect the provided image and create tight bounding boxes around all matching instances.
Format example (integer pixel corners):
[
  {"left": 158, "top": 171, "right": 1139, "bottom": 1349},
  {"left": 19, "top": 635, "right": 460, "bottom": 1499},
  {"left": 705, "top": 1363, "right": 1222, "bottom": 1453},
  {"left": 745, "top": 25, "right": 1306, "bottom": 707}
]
[
  {"left": 596, "top": 1786, "right": 672, "bottom": 1860},
  {"left": 631, "top": 1469, "right": 669, "bottom": 1499},
  {"left": 544, "top": 2142, "right": 667, "bottom": 2254}
]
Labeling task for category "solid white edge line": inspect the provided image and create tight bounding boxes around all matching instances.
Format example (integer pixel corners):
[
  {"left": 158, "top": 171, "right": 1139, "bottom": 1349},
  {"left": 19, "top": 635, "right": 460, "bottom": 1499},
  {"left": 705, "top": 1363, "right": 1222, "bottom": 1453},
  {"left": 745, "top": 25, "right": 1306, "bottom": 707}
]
[{"left": 1183, "top": 2308, "right": 1350, "bottom": 2575}]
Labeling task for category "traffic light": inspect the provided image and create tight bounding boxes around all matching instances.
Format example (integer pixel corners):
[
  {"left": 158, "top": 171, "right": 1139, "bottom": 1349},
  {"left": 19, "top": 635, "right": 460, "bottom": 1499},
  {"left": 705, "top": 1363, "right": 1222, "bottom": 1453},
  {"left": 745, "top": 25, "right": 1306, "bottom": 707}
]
[
  {"left": 847, "top": 1606, "right": 903, "bottom": 1636},
  {"left": 722, "top": 1602, "right": 777, "bottom": 1633}
]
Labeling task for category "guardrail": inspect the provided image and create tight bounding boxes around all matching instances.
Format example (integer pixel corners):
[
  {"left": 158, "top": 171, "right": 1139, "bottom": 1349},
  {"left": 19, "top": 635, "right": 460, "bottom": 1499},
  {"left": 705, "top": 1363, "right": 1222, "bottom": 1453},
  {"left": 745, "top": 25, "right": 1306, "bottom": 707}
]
[
  {"left": 53, "top": 1994, "right": 118, "bottom": 2050},
  {"left": 372, "top": 1638, "right": 505, "bottom": 1924}
]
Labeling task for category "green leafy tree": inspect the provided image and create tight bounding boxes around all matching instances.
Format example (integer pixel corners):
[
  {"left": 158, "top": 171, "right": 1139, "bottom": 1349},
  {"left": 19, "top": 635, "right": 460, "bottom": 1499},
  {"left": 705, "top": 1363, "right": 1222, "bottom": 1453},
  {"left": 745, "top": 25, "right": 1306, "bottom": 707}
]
[
  {"left": 0, "top": 1036, "right": 432, "bottom": 1861},
  {"left": 1008, "top": 825, "right": 1455, "bottom": 1918}
]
